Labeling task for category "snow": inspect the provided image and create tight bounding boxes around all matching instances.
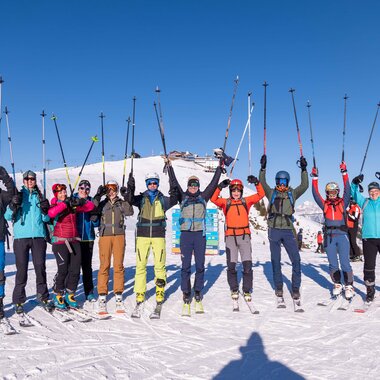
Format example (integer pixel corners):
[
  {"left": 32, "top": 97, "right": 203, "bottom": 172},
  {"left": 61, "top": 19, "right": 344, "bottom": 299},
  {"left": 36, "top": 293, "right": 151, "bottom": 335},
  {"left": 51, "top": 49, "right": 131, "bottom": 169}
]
[{"left": 1, "top": 156, "right": 378, "bottom": 380}]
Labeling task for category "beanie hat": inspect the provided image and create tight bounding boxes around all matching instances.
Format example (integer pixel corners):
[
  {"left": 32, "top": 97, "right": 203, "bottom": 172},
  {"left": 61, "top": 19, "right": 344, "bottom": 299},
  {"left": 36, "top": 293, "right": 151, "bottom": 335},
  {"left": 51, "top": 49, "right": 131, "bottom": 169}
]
[
  {"left": 23, "top": 170, "right": 36, "bottom": 179},
  {"left": 78, "top": 179, "right": 91, "bottom": 189},
  {"left": 187, "top": 176, "right": 200, "bottom": 187},
  {"left": 368, "top": 182, "right": 380, "bottom": 192}
]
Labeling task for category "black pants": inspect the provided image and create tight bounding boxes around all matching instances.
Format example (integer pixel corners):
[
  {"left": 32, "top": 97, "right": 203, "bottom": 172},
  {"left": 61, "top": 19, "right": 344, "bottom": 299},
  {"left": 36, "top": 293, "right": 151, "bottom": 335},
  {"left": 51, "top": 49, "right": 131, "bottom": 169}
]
[
  {"left": 363, "top": 238, "right": 380, "bottom": 285},
  {"left": 53, "top": 241, "right": 81, "bottom": 294},
  {"left": 12, "top": 238, "right": 49, "bottom": 304},
  {"left": 80, "top": 241, "right": 94, "bottom": 297},
  {"left": 348, "top": 226, "right": 361, "bottom": 258}
]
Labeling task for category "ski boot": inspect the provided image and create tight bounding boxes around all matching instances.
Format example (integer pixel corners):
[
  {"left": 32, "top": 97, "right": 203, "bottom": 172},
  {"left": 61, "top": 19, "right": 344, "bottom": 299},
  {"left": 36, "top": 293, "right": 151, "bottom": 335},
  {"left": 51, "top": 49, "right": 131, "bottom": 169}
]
[
  {"left": 344, "top": 285, "right": 355, "bottom": 300},
  {"left": 53, "top": 293, "right": 66, "bottom": 309},
  {"left": 86, "top": 292, "right": 96, "bottom": 303},
  {"left": 155, "top": 279, "right": 165, "bottom": 304},
  {"left": 291, "top": 288, "right": 301, "bottom": 300},
  {"left": 0, "top": 297, "right": 4, "bottom": 319},
  {"left": 183, "top": 292, "right": 191, "bottom": 304},
  {"left": 40, "top": 299, "right": 54, "bottom": 312},
  {"left": 275, "top": 288, "right": 283, "bottom": 297},
  {"left": 136, "top": 292, "right": 145, "bottom": 304},
  {"left": 182, "top": 292, "right": 191, "bottom": 316},
  {"left": 14, "top": 303, "right": 24, "bottom": 314},
  {"left": 98, "top": 295, "right": 108, "bottom": 314},
  {"left": 332, "top": 283, "right": 343, "bottom": 296},
  {"left": 366, "top": 285, "right": 375, "bottom": 303},
  {"left": 65, "top": 292, "right": 78, "bottom": 308},
  {"left": 115, "top": 293, "right": 126, "bottom": 313},
  {"left": 231, "top": 291, "right": 239, "bottom": 301},
  {"left": 243, "top": 292, "right": 252, "bottom": 302},
  {"left": 194, "top": 291, "right": 202, "bottom": 302}
]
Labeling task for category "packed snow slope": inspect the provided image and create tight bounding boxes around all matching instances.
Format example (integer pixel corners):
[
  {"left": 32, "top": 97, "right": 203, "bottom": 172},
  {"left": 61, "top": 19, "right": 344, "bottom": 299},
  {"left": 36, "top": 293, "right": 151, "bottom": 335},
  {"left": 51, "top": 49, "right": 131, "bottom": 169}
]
[{"left": 1, "top": 156, "right": 378, "bottom": 380}]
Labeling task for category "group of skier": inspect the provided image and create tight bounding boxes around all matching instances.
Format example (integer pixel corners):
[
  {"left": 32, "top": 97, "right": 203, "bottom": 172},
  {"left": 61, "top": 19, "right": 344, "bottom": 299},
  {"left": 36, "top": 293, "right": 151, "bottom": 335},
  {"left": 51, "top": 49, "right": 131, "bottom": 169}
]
[{"left": 0, "top": 149, "right": 379, "bottom": 321}]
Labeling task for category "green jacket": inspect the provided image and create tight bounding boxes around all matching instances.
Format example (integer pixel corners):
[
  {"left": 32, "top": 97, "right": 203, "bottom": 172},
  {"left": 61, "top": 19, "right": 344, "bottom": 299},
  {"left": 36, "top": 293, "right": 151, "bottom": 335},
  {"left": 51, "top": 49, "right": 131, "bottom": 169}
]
[{"left": 259, "top": 169, "right": 309, "bottom": 229}]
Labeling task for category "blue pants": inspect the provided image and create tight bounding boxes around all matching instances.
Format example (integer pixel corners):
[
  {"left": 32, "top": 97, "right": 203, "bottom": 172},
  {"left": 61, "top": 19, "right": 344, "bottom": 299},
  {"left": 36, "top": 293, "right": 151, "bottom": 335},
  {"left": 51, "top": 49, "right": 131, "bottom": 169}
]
[
  {"left": 180, "top": 231, "right": 206, "bottom": 294},
  {"left": 0, "top": 241, "right": 5, "bottom": 298},
  {"left": 268, "top": 228, "right": 301, "bottom": 291},
  {"left": 325, "top": 232, "right": 352, "bottom": 284}
]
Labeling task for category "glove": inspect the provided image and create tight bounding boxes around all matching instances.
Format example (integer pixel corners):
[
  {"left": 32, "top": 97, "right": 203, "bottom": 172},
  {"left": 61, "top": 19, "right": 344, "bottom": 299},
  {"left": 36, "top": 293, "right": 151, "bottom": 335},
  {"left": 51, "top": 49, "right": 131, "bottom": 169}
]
[
  {"left": 311, "top": 167, "right": 318, "bottom": 177},
  {"left": 300, "top": 156, "right": 307, "bottom": 171},
  {"left": 247, "top": 175, "right": 259, "bottom": 185},
  {"left": 9, "top": 193, "right": 23, "bottom": 211},
  {"left": 127, "top": 174, "right": 135, "bottom": 191},
  {"left": 340, "top": 161, "right": 347, "bottom": 173},
  {"left": 71, "top": 198, "right": 86, "bottom": 207},
  {"left": 352, "top": 174, "right": 364, "bottom": 185},
  {"left": 95, "top": 185, "right": 107, "bottom": 198},
  {"left": 260, "top": 155, "right": 267, "bottom": 170},
  {"left": 218, "top": 179, "right": 231, "bottom": 190},
  {"left": 120, "top": 186, "right": 128, "bottom": 198},
  {"left": 90, "top": 213, "right": 99, "bottom": 222},
  {"left": 39, "top": 198, "right": 50, "bottom": 214},
  {"left": 169, "top": 186, "right": 179, "bottom": 197},
  {"left": 220, "top": 152, "right": 234, "bottom": 167},
  {"left": 0, "top": 166, "right": 8, "bottom": 179}
]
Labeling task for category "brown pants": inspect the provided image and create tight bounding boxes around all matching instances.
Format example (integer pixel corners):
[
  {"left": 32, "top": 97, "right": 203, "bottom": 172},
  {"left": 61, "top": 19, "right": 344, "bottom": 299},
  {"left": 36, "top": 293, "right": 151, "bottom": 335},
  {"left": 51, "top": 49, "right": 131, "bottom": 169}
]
[{"left": 98, "top": 235, "right": 125, "bottom": 295}]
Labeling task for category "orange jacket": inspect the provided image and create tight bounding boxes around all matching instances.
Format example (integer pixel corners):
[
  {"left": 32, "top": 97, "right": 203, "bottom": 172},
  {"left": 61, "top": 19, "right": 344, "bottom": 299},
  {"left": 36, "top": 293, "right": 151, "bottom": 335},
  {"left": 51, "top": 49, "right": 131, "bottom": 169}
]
[
  {"left": 211, "top": 183, "right": 265, "bottom": 236},
  {"left": 346, "top": 203, "right": 361, "bottom": 229},
  {"left": 317, "top": 233, "right": 323, "bottom": 244}
]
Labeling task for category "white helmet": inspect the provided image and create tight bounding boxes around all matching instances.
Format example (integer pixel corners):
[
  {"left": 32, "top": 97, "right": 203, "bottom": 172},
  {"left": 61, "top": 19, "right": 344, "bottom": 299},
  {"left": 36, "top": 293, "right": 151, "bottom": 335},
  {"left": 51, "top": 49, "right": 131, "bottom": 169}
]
[
  {"left": 106, "top": 180, "right": 119, "bottom": 193},
  {"left": 145, "top": 172, "right": 160, "bottom": 181}
]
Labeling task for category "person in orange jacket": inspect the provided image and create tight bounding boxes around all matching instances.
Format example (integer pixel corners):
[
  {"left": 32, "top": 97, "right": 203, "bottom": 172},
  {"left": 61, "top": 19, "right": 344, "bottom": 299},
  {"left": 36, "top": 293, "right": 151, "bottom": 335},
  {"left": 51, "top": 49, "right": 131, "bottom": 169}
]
[
  {"left": 346, "top": 198, "right": 362, "bottom": 261},
  {"left": 316, "top": 231, "right": 324, "bottom": 253},
  {"left": 211, "top": 175, "right": 265, "bottom": 302}
]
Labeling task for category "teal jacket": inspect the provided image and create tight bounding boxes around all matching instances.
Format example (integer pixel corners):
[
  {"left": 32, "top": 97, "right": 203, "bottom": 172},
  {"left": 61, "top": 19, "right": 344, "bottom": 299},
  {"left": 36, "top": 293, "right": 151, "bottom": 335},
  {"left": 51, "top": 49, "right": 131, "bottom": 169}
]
[
  {"left": 351, "top": 183, "right": 380, "bottom": 239},
  {"left": 4, "top": 186, "right": 50, "bottom": 239}
]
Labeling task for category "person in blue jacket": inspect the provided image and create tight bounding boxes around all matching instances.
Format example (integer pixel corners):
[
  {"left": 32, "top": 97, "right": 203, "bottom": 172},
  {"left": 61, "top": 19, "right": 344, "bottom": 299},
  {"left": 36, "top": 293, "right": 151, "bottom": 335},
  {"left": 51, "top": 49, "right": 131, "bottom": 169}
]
[
  {"left": 4, "top": 170, "right": 51, "bottom": 314},
  {"left": 73, "top": 179, "right": 99, "bottom": 302},
  {"left": 351, "top": 175, "right": 380, "bottom": 302}
]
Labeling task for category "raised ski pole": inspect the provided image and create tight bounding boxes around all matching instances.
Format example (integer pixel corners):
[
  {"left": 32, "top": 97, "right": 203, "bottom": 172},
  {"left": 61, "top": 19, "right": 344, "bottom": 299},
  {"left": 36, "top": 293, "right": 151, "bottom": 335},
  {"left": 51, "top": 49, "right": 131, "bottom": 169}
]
[
  {"left": 4, "top": 106, "right": 16, "bottom": 185},
  {"left": 306, "top": 101, "right": 316, "bottom": 169},
  {"left": 155, "top": 86, "right": 168, "bottom": 157},
  {"left": 73, "top": 136, "right": 99, "bottom": 190},
  {"left": 51, "top": 114, "right": 73, "bottom": 194},
  {"left": 122, "top": 117, "right": 131, "bottom": 188},
  {"left": 289, "top": 88, "right": 304, "bottom": 160},
  {"left": 230, "top": 102, "right": 255, "bottom": 176},
  {"left": 263, "top": 81, "right": 268, "bottom": 155},
  {"left": 130, "top": 97, "right": 136, "bottom": 175},
  {"left": 100, "top": 112, "right": 106, "bottom": 186},
  {"left": 41, "top": 110, "right": 47, "bottom": 198},
  {"left": 342, "top": 94, "right": 349, "bottom": 162},
  {"left": 247, "top": 92, "right": 252, "bottom": 177},
  {"left": 222, "top": 76, "right": 239, "bottom": 152},
  {"left": 0, "top": 77, "right": 4, "bottom": 147}
]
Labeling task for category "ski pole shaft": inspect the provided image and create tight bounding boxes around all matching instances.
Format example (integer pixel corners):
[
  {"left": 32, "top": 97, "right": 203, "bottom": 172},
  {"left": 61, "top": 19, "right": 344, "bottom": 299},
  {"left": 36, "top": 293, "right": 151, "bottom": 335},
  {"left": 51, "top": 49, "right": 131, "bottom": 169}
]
[
  {"left": 342, "top": 94, "right": 348, "bottom": 162},
  {"left": 4, "top": 106, "right": 16, "bottom": 186},
  {"left": 51, "top": 114, "right": 73, "bottom": 194},
  {"left": 247, "top": 92, "right": 252, "bottom": 176},
  {"left": 155, "top": 87, "right": 168, "bottom": 157},
  {"left": 100, "top": 112, "right": 106, "bottom": 186},
  {"left": 154, "top": 102, "right": 168, "bottom": 157},
  {"left": 306, "top": 101, "right": 316, "bottom": 168},
  {"left": 131, "top": 97, "right": 136, "bottom": 174},
  {"left": 122, "top": 117, "right": 131, "bottom": 188},
  {"left": 0, "top": 76, "right": 4, "bottom": 127},
  {"left": 289, "top": 88, "right": 303, "bottom": 157},
  {"left": 41, "top": 110, "right": 47, "bottom": 198},
  {"left": 263, "top": 81, "right": 268, "bottom": 155},
  {"left": 73, "top": 136, "right": 99, "bottom": 190},
  {"left": 222, "top": 76, "right": 239, "bottom": 152},
  {"left": 359, "top": 102, "right": 380, "bottom": 174}
]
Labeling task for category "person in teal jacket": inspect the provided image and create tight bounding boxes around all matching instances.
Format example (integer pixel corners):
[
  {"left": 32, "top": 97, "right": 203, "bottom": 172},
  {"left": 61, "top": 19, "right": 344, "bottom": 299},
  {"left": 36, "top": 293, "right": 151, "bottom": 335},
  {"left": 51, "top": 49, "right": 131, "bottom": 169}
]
[
  {"left": 351, "top": 175, "right": 380, "bottom": 302},
  {"left": 4, "top": 170, "right": 51, "bottom": 314}
]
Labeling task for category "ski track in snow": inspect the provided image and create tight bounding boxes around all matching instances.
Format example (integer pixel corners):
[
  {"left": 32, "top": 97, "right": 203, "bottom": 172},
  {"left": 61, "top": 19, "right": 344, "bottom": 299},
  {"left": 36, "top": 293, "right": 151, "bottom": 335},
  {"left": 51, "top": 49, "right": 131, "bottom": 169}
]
[{"left": 0, "top": 157, "right": 378, "bottom": 380}]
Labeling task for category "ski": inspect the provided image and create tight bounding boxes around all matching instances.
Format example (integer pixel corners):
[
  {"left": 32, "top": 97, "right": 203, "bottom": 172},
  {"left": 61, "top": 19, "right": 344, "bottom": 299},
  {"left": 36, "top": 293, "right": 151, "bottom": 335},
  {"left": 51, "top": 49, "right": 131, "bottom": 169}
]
[
  {"left": 149, "top": 303, "right": 163, "bottom": 320},
  {"left": 240, "top": 292, "right": 260, "bottom": 315},
  {"left": 115, "top": 300, "right": 127, "bottom": 315},
  {"left": 66, "top": 307, "right": 92, "bottom": 322},
  {"left": 276, "top": 296, "right": 286, "bottom": 309},
  {"left": 16, "top": 312, "right": 35, "bottom": 327},
  {"left": 317, "top": 294, "right": 341, "bottom": 307},
  {"left": 32, "top": 300, "right": 73, "bottom": 323},
  {"left": 131, "top": 303, "right": 144, "bottom": 319},
  {"left": 354, "top": 301, "right": 373, "bottom": 314},
  {"left": 293, "top": 298, "right": 305, "bottom": 313},
  {"left": 337, "top": 296, "right": 355, "bottom": 311},
  {"left": 194, "top": 300, "right": 204, "bottom": 314},
  {"left": 181, "top": 302, "right": 191, "bottom": 317},
  {"left": 0, "top": 317, "right": 18, "bottom": 335},
  {"left": 232, "top": 299, "right": 239, "bottom": 312}
]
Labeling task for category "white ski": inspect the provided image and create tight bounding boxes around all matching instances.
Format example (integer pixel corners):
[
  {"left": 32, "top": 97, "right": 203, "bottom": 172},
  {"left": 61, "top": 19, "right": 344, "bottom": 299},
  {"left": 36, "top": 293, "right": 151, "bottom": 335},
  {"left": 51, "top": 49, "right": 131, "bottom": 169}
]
[
  {"left": 0, "top": 317, "right": 17, "bottom": 335},
  {"left": 17, "top": 313, "right": 35, "bottom": 327},
  {"left": 293, "top": 298, "right": 304, "bottom": 313},
  {"left": 131, "top": 303, "right": 144, "bottom": 319},
  {"left": 149, "top": 303, "right": 162, "bottom": 319},
  {"left": 240, "top": 291, "right": 260, "bottom": 315},
  {"left": 337, "top": 296, "right": 355, "bottom": 311},
  {"left": 276, "top": 296, "right": 286, "bottom": 309},
  {"left": 232, "top": 299, "right": 239, "bottom": 312}
]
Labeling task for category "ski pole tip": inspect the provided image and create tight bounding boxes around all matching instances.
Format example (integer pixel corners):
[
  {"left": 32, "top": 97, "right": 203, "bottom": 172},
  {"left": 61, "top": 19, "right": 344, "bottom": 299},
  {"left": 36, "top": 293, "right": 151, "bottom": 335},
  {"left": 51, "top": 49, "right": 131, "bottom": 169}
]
[
  {"left": 263, "top": 81, "right": 268, "bottom": 87},
  {"left": 289, "top": 88, "right": 295, "bottom": 93},
  {"left": 155, "top": 86, "right": 161, "bottom": 93}
]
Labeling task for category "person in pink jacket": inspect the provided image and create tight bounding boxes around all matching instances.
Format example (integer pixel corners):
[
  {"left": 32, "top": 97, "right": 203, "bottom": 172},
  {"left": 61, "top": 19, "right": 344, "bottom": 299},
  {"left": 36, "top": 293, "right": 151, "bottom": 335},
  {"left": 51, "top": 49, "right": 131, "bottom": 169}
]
[{"left": 48, "top": 183, "right": 94, "bottom": 309}]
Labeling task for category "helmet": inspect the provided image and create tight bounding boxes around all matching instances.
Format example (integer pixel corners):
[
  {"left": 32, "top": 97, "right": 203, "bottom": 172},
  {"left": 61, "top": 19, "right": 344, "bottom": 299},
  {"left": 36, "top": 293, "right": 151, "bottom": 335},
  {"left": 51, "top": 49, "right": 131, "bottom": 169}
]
[
  {"left": 325, "top": 182, "right": 339, "bottom": 199},
  {"left": 52, "top": 183, "right": 67, "bottom": 193},
  {"left": 368, "top": 182, "right": 380, "bottom": 192},
  {"left": 105, "top": 180, "right": 119, "bottom": 193},
  {"left": 275, "top": 171, "right": 290, "bottom": 189},
  {"left": 229, "top": 179, "right": 244, "bottom": 191},
  {"left": 145, "top": 172, "right": 160, "bottom": 186}
]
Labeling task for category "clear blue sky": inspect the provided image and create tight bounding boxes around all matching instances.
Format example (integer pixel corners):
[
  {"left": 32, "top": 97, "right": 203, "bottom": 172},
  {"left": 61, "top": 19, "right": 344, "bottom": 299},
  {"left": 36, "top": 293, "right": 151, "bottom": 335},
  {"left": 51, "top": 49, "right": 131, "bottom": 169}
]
[{"left": 0, "top": 0, "right": 379, "bottom": 200}]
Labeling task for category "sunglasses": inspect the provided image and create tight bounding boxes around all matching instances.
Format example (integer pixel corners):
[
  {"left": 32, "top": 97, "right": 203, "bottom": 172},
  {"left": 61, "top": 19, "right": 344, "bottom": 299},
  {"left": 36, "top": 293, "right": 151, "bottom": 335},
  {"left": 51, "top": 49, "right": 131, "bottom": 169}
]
[
  {"left": 24, "top": 177, "right": 36, "bottom": 181},
  {"left": 147, "top": 181, "right": 158, "bottom": 186},
  {"left": 79, "top": 186, "right": 90, "bottom": 191}
]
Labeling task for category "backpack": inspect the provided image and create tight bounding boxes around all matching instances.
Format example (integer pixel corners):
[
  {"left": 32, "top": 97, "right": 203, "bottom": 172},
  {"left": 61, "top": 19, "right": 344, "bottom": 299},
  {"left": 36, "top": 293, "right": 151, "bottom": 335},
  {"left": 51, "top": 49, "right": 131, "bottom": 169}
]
[
  {"left": 268, "top": 189, "right": 295, "bottom": 226},
  {"left": 226, "top": 197, "right": 248, "bottom": 215}
]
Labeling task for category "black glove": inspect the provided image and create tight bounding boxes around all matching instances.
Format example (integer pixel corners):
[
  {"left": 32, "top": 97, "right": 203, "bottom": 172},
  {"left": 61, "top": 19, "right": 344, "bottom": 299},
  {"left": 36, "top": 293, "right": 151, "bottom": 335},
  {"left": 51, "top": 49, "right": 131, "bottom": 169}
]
[
  {"left": 352, "top": 174, "right": 364, "bottom": 185},
  {"left": 247, "top": 175, "right": 259, "bottom": 185},
  {"left": 9, "top": 193, "right": 23, "bottom": 211},
  {"left": 169, "top": 186, "right": 179, "bottom": 197},
  {"left": 220, "top": 152, "right": 234, "bottom": 167},
  {"left": 260, "top": 155, "right": 267, "bottom": 170},
  {"left": 39, "top": 198, "right": 50, "bottom": 214},
  {"left": 120, "top": 186, "right": 127, "bottom": 197},
  {"left": 0, "top": 166, "right": 8, "bottom": 179},
  {"left": 300, "top": 156, "right": 307, "bottom": 171},
  {"left": 72, "top": 198, "right": 86, "bottom": 207},
  {"left": 218, "top": 179, "right": 231, "bottom": 190},
  {"left": 64, "top": 197, "right": 72, "bottom": 208},
  {"left": 95, "top": 185, "right": 107, "bottom": 198},
  {"left": 127, "top": 174, "right": 135, "bottom": 191}
]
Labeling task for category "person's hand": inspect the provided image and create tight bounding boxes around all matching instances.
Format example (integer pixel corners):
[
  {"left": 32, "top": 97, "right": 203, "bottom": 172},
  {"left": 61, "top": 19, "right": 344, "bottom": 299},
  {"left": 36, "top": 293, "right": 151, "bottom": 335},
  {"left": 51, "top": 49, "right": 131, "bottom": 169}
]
[
  {"left": 260, "top": 155, "right": 267, "bottom": 170},
  {"left": 218, "top": 179, "right": 231, "bottom": 190},
  {"left": 247, "top": 175, "right": 259, "bottom": 185},
  {"left": 95, "top": 185, "right": 107, "bottom": 198},
  {"left": 340, "top": 161, "right": 347, "bottom": 173},
  {"left": 9, "top": 193, "right": 22, "bottom": 211},
  {"left": 300, "top": 156, "right": 307, "bottom": 171},
  {"left": 311, "top": 167, "right": 318, "bottom": 178},
  {"left": 39, "top": 198, "right": 50, "bottom": 214},
  {"left": 120, "top": 186, "right": 128, "bottom": 198},
  {"left": 127, "top": 173, "right": 135, "bottom": 191},
  {"left": 0, "top": 166, "right": 8, "bottom": 179},
  {"left": 352, "top": 174, "right": 364, "bottom": 185}
]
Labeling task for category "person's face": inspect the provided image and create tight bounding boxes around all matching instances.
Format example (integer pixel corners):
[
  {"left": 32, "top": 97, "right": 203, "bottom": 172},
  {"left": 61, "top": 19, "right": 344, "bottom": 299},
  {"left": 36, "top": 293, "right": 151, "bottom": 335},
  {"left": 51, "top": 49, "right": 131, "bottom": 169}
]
[
  {"left": 23, "top": 176, "right": 36, "bottom": 190},
  {"left": 147, "top": 181, "right": 159, "bottom": 191},
  {"left": 369, "top": 189, "right": 380, "bottom": 201},
  {"left": 108, "top": 188, "right": 117, "bottom": 200},
  {"left": 230, "top": 186, "right": 243, "bottom": 200},
  {"left": 327, "top": 190, "right": 338, "bottom": 200},
  {"left": 78, "top": 185, "right": 90, "bottom": 199},
  {"left": 188, "top": 184, "right": 199, "bottom": 194},
  {"left": 57, "top": 189, "right": 67, "bottom": 201}
]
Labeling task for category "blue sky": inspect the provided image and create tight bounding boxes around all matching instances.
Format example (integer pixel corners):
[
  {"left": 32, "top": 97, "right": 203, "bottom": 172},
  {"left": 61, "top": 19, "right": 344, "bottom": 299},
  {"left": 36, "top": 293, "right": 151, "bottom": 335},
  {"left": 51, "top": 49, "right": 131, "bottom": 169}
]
[{"left": 0, "top": 0, "right": 379, "bottom": 200}]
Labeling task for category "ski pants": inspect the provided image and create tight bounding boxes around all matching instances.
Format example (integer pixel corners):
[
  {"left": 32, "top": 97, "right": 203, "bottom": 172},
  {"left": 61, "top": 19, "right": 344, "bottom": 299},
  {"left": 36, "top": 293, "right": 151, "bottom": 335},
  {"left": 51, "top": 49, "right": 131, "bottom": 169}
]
[
  {"left": 80, "top": 241, "right": 94, "bottom": 297},
  {"left": 268, "top": 228, "right": 301, "bottom": 291},
  {"left": 180, "top": 231, "right": 206, "bottom": 294},
  {"left": 0, "top": 241, "right": 5, "bottom": 298},
  {"left": 316, "top": 243, "right": 324, "bottom": 253},
  {"left": 225, "top": 235, "right": 253, "bottom": 293},
  {"left": 324, "top": 232, "right": 353, "bottom": 284},
  {"left": 12, "top": 238, "right": 49, "bottom": 304},
  {"left": 53, "top": 241, "right": 81, "bottom": 294},
  {"left": 362, "top": 238, "right": 380, "bottom": 286},
  {"left": 348, "top": 226, "right": 361, "bottom": 259},
  {"left": 134, "top": 237, "right": 166, "bottom": 294},
  {"left": 98, "top": 235, "right": 125, "bottom": 295}
]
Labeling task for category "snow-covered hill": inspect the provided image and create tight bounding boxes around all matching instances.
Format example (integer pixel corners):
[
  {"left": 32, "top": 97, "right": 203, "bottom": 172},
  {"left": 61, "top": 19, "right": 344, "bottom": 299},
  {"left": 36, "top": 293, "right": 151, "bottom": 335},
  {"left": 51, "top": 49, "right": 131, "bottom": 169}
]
[{"left": 1, "top": 156, "right": 378, "bottom": 379}]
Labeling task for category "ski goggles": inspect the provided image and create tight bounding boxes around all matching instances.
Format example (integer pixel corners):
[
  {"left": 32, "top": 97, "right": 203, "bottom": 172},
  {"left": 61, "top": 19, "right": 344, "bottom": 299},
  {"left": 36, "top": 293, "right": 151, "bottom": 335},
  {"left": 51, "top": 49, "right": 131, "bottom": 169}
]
[
  {"left": 230, "top": 184, "right": 243, "bottom": 192},
  {"left": 276, "top": 178, "right": 288, "bottom": 187},
  {"left": 53, "top": 184, "right": 67, "bottom": 193},
  {"left": 188, "top": 181, "right": 200, "bottom": 188},
  {"left": 79, "top": 186, "right": 91, "bottom": 192},
  {"left": 146, "top": 180, "right": 159, "bottom": 186},
  {"left": 24, "top": 177, "right": 36, "bottom": 181},
  {"left": 105, "top": 184, "right": 118, "bottom": 192}
]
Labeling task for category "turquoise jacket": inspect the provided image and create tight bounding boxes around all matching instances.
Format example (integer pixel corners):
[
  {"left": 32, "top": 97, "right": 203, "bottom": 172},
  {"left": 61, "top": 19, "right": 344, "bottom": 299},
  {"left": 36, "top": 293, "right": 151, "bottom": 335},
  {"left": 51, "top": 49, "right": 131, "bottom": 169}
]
[
  {"left": 351, "top": 183, "right": 380, "bottom": 239},
  {"left": 4, "top": 186, "right": 50, "bottom": 239}
]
